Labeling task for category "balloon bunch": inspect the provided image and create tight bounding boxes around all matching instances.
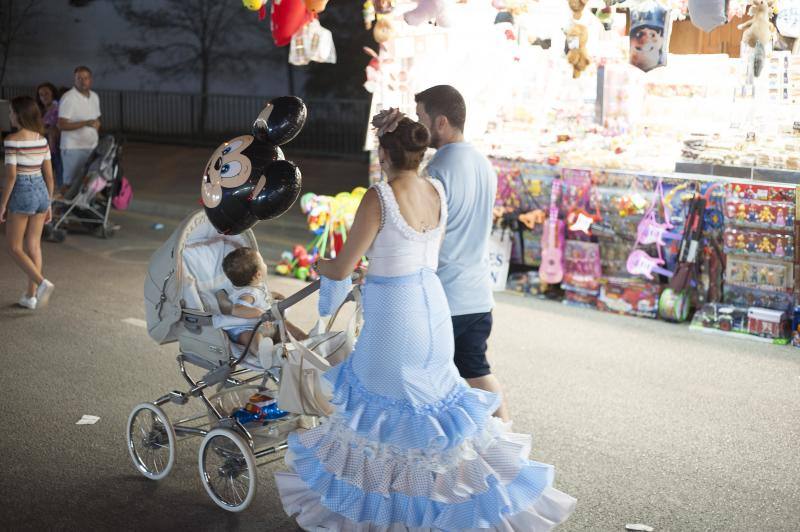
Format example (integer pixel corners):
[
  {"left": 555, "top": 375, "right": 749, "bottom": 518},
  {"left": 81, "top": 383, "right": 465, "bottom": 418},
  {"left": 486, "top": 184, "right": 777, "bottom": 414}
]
[{"left": 276, "top": 187, "right": 367, "bottom": 281}]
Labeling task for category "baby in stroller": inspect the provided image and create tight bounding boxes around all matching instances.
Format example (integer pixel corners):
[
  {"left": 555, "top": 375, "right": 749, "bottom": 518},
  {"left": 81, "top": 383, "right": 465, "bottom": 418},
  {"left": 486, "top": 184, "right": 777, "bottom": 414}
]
[{"left": 214, "top": 247, "right": 308, "bottom": 364}]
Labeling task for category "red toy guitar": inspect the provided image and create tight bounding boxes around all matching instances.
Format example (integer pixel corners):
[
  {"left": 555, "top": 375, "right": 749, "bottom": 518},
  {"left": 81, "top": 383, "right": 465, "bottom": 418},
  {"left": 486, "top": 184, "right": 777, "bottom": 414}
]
[{"left": 540, "top": 178, "right": 565, "bottom": 284}]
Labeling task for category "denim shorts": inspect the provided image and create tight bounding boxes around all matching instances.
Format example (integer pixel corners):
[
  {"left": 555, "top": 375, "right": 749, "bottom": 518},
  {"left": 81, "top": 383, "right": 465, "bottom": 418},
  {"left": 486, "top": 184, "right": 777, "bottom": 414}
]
[{"left": 8, "top": 174, "right": 50, "bottom": 215}]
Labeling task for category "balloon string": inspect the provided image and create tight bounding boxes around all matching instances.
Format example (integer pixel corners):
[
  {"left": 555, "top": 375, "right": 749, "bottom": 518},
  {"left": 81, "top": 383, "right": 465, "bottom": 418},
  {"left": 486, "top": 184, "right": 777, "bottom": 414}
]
[{"left": 319, "top": 220, "right": 331, "bottom": 260}]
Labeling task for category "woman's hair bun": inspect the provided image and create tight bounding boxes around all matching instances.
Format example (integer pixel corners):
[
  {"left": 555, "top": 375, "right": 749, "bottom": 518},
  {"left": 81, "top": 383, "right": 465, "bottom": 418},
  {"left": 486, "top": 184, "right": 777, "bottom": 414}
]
[
  {"left": 401, "top": 120, "right": 431, "bottom": 151},
  {"left": 378, "top": 117, "right": 431, "bottom": 171}
]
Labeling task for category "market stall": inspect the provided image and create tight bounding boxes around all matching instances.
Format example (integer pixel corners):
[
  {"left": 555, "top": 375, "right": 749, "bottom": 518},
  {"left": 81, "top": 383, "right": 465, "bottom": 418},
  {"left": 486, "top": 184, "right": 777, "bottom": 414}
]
[{"left": 361, "top": 0, "right": 800, "bottom": 346}]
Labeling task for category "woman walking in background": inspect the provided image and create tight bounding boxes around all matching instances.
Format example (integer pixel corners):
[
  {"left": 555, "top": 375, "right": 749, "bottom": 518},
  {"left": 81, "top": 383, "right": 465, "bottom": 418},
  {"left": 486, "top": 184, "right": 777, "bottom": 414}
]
[
  {"left": 1, "top": 96, "right": 56, "bottom": 309},
  {"left": 36, "top": 82, "right": 62, "bottom": 187}
]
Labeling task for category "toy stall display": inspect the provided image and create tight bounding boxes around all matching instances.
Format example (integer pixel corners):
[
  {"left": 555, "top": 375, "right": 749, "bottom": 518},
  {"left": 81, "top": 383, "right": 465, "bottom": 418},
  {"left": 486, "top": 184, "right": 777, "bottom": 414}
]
[
  {"left": 358, "top": 1, "right": 800, "bottom": 348},
  {"left": 689, "top": 182, "right": 796, "bottom": 343}
]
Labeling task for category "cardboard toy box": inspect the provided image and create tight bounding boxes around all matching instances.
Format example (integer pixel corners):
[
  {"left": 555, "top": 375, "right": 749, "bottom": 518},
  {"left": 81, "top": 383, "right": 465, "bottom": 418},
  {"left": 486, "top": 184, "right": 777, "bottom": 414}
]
[{"left": 596, "top": 276, "right": 662, "bottom": 318}]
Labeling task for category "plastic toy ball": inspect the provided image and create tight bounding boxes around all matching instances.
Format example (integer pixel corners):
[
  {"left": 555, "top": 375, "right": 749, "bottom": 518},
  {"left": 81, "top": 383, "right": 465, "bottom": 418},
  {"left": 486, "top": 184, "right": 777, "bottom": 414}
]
[
  {"left": 276, "top": 263, "right": 291, "bottom": 275},
  {"left": 295, "top": 266, "right": 310, "bottom": 280}
]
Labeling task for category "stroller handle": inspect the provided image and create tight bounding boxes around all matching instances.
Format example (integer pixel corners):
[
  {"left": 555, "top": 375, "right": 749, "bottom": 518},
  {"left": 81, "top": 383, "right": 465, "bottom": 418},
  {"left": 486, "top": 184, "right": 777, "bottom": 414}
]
[
  {"left": 264, "top": 279, "right": 321, "bottom": 321},
  {"left": 233, "top": 271, "right": 362, "bottom": 367},
  {"left": 260, "top": 269, "right": 363, "bottom": 322}
]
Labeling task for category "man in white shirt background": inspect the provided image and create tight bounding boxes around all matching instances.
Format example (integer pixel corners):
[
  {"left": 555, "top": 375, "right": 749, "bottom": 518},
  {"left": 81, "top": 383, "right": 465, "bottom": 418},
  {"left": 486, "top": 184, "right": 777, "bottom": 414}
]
[{"left": 58, "top": 65, "right": 101, "bottom": 188}]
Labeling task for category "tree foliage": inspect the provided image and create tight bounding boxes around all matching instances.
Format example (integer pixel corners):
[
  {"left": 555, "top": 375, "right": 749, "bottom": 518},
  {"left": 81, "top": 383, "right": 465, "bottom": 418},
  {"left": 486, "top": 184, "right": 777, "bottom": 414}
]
[
  {"left": 0, "top": 0, "right": 41, "bottom": 86},
  {"left": 108, "top": 0, "right": 284, "bottom": 130}
]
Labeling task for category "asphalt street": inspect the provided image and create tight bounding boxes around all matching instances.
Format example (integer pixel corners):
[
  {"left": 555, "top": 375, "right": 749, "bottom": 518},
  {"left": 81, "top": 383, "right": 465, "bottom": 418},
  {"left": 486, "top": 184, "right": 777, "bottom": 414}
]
[{"left": 0, "top": 210, "right": 799, "bottom": 531}]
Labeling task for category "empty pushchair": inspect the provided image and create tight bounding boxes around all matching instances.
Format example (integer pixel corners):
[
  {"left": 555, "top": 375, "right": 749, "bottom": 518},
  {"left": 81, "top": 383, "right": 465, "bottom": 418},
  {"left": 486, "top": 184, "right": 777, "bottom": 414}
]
[{"left": 44, "top": 134, "right": 123, "bottom": 242}]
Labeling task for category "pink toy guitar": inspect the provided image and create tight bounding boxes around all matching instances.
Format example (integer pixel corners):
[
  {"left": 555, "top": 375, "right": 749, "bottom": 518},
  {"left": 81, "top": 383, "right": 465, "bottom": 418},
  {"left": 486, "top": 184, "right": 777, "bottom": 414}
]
[
  {"left": 637, "top": 216, "right": 681, "bottom": 246},
  {"left": 626, "top": 249, "right": 673, "bottom": 280},
  {"left": 540, "top": 178, "right": 565, "bottom": 284}
]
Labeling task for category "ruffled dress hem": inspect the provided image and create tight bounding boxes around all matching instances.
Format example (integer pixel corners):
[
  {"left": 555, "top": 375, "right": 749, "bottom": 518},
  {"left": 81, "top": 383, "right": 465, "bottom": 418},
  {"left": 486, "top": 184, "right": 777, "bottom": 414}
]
[{"left": 276, "top": 471, "right": 576, "bottom": 532}]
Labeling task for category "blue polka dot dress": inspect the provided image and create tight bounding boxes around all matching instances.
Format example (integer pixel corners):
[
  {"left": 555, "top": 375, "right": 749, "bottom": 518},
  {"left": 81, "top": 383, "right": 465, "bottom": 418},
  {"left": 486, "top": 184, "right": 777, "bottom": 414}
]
[{"left": 275, "top": 180, "right": 576, "bottom": 531}]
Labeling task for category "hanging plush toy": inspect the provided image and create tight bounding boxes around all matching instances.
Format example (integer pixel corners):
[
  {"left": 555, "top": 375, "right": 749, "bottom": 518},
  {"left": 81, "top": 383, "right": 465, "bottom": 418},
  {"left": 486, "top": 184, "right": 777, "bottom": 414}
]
[
  {"left": 566, "top": 24, "right": 590, "bottom": 78},
  {"left": 688, "top": 0, "right": 728, "bottom": 32},
  {"left": 738, "top": 0, "right": 776, "bottom": 77},
  {"left": 567, "top": 0, "right": 588, "bottom": 20},
  {"left": 363, "top": 0, "right": 376, "bottom": 29},
  {"left": 243, "top": 0, "right": 268, "bottom": 21},
  {"left": 304, "top": 0, "right": 329, "bottom": 14},
  {"left": 404, "top": 0, "right": 454, "bottom": 27},
  {"left": 363, "top": 46, "right": 382, "bottom": 93},
  {"left": 271, "top": 0, "right": 314, "bottom": 47},
  {"left": 629, "top": 2, "right": 671, "bottom": 72},
  {"left": 373, "top": 16, "right": 394, "bottom": 43},
  {"left": 374, "top": 0, "right": 395, "bottom": 13},
  {"left": 201, "top": 97, "right": 307, "bottom": 235},
  {"left": 290, "top": 19, "right": 337, "bottom": 65}
]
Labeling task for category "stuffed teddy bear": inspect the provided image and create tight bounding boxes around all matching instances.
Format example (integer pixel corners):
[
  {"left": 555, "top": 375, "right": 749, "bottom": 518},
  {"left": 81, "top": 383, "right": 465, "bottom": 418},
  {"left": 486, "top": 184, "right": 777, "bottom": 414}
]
[
  {"left": 374, "top": 0, "right": 395, "bottom": 13},
  {"left": 566, "top": 23, "right": 590, "bottom": 78},
  {"left": 373, "top": 16, "right": 394, "bottom": 43},
  {"left": 738, "top": 0, "right": 776, "bottom": 76},
  {"left": 739, "top": 0, "right": 776, "bottom": 47},
  {"left": 568, "top": 0, "right": 588, "bottom": 20},
  {"left": 404, "top": 0, "right": 454, "bottom": 27}
]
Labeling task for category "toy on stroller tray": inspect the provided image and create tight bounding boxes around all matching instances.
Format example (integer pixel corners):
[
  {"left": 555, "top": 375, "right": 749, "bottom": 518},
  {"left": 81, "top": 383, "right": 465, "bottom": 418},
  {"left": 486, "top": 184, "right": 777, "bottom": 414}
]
[
  {"left": 44, "top": 135, "right": 124, "bottom": 242},
  {"left": 128, "top": 210, "right": 362, "bottom": 512}
]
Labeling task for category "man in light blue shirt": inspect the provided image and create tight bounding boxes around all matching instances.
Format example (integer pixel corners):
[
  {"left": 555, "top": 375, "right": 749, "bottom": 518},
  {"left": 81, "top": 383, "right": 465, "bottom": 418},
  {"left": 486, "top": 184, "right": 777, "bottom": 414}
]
[{"left": 415, "top": 85, "right": 508, "bottom": 421}]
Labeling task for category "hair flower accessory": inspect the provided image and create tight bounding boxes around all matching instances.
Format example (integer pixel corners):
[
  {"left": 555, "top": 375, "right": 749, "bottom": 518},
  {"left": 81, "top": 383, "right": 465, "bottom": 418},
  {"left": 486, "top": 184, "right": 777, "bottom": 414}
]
[{"left": 371, "top": 108, "right": 404, "bottom": 137}]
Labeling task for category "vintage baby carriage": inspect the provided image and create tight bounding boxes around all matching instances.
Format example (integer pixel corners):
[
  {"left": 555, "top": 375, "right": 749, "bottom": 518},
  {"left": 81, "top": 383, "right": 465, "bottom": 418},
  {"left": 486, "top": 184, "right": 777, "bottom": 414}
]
[
  {"left": 44, "top": 134, "right": 123, "bottom": 242},
  {"left": 128, "top": 210, "right": 361, "bottom": 512}
]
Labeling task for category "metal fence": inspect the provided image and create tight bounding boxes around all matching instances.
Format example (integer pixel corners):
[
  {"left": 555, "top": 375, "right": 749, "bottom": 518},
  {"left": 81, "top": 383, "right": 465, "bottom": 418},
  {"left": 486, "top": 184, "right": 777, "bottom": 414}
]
[{"left": 1, "top": 86, "right": 370, "bottom": 159}]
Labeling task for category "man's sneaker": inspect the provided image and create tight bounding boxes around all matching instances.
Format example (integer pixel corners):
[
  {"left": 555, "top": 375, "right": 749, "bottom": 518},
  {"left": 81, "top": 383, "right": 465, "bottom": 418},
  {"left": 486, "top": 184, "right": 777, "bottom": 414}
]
[
  {"left": 35, "top": 279, "right": 55, "bottom": 307},
  {"left": 18, "top": 294, "right": 37, "bottom": 309}
]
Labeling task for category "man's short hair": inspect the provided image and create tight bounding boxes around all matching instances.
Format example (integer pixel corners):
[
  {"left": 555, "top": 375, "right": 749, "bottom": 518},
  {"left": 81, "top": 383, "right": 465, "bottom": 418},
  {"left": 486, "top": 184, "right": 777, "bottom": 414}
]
[
  {"left": 414, "top": 85, "right": 466, "bottom": 132},
  {"left": 74, "top": 65, "right": 92, "bottom": 75},
  {"left": 222, "top": 247, "right": 260, "bottom": 287}
]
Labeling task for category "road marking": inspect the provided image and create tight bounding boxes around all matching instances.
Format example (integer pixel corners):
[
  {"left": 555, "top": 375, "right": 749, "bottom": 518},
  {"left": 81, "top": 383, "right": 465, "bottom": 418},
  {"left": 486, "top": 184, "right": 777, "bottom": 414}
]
[{"left": 122, "top": 317, "right": 147, "bottom": 328}]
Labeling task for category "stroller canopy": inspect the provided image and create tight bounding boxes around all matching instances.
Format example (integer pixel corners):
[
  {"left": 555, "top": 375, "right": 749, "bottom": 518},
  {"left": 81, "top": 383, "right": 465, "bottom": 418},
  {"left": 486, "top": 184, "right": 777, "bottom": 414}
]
[{"left": 144, "top": 210, "right": 258, "bottom": 344}]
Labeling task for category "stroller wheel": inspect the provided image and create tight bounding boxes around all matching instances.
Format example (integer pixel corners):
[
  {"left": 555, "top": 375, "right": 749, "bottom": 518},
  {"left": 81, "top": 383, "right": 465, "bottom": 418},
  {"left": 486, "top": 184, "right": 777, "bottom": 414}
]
[
  {"left": 198, "top": 428, "right": 257, "bottom": 512},
  {"left": 95, "top": 224, "right": 115, "bottom": 239},
  {"left": 126, "top": 403, "right": 176, "bottom": 480},
  {"left": 43, "top": 224, "right": 66, "bottom": 243}
]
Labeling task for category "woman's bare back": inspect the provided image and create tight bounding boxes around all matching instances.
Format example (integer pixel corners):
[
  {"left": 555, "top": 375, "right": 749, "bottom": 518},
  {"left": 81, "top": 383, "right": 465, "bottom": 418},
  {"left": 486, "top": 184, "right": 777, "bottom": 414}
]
[{"left": 387, "top": 176, "right": 442, "bottom": 233}]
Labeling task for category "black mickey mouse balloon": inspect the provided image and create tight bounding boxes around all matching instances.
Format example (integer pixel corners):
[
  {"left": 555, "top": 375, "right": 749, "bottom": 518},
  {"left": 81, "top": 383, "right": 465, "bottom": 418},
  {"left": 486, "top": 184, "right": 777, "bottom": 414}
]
[
  {"left": 253, "top": 96, "right": 307, "bottom": 146},
  {"left": 201, "top": 97, "right": 306, "bottom": 235}
]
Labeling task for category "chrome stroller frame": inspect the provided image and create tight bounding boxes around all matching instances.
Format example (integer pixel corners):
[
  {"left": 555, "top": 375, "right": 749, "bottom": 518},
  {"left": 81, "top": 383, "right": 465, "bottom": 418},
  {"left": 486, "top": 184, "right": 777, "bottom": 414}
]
[
  {"left": 127, "top": 277, "right": 360, "bottom": 512},
  {"left": 45, "top": 135, "right": 122, "bottom": 242}
]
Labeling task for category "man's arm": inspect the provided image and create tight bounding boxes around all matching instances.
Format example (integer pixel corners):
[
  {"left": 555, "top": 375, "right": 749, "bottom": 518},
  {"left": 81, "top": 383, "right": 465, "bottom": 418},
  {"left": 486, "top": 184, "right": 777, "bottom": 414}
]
[{"left": 57, "top": 117, "right": 90, "bottom": 131}]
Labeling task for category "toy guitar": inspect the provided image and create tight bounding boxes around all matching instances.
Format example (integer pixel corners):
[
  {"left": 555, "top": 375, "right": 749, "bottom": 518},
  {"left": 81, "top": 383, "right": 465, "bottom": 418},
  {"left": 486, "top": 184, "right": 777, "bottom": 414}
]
[
  {"left": 626, "top": 249, "right": 673, "bottom": 280},
  {"left": 637, "top": 216, "right": 681, "bottom": 246},
  {"left": 567, "top": 208, "right": 600, "bottom": 235},
  {"left": 540, "top": 178, "right": 565, "bottom": 284},
  {"left": 669, "top": 193, "right": 707, "bottom": 292}
]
